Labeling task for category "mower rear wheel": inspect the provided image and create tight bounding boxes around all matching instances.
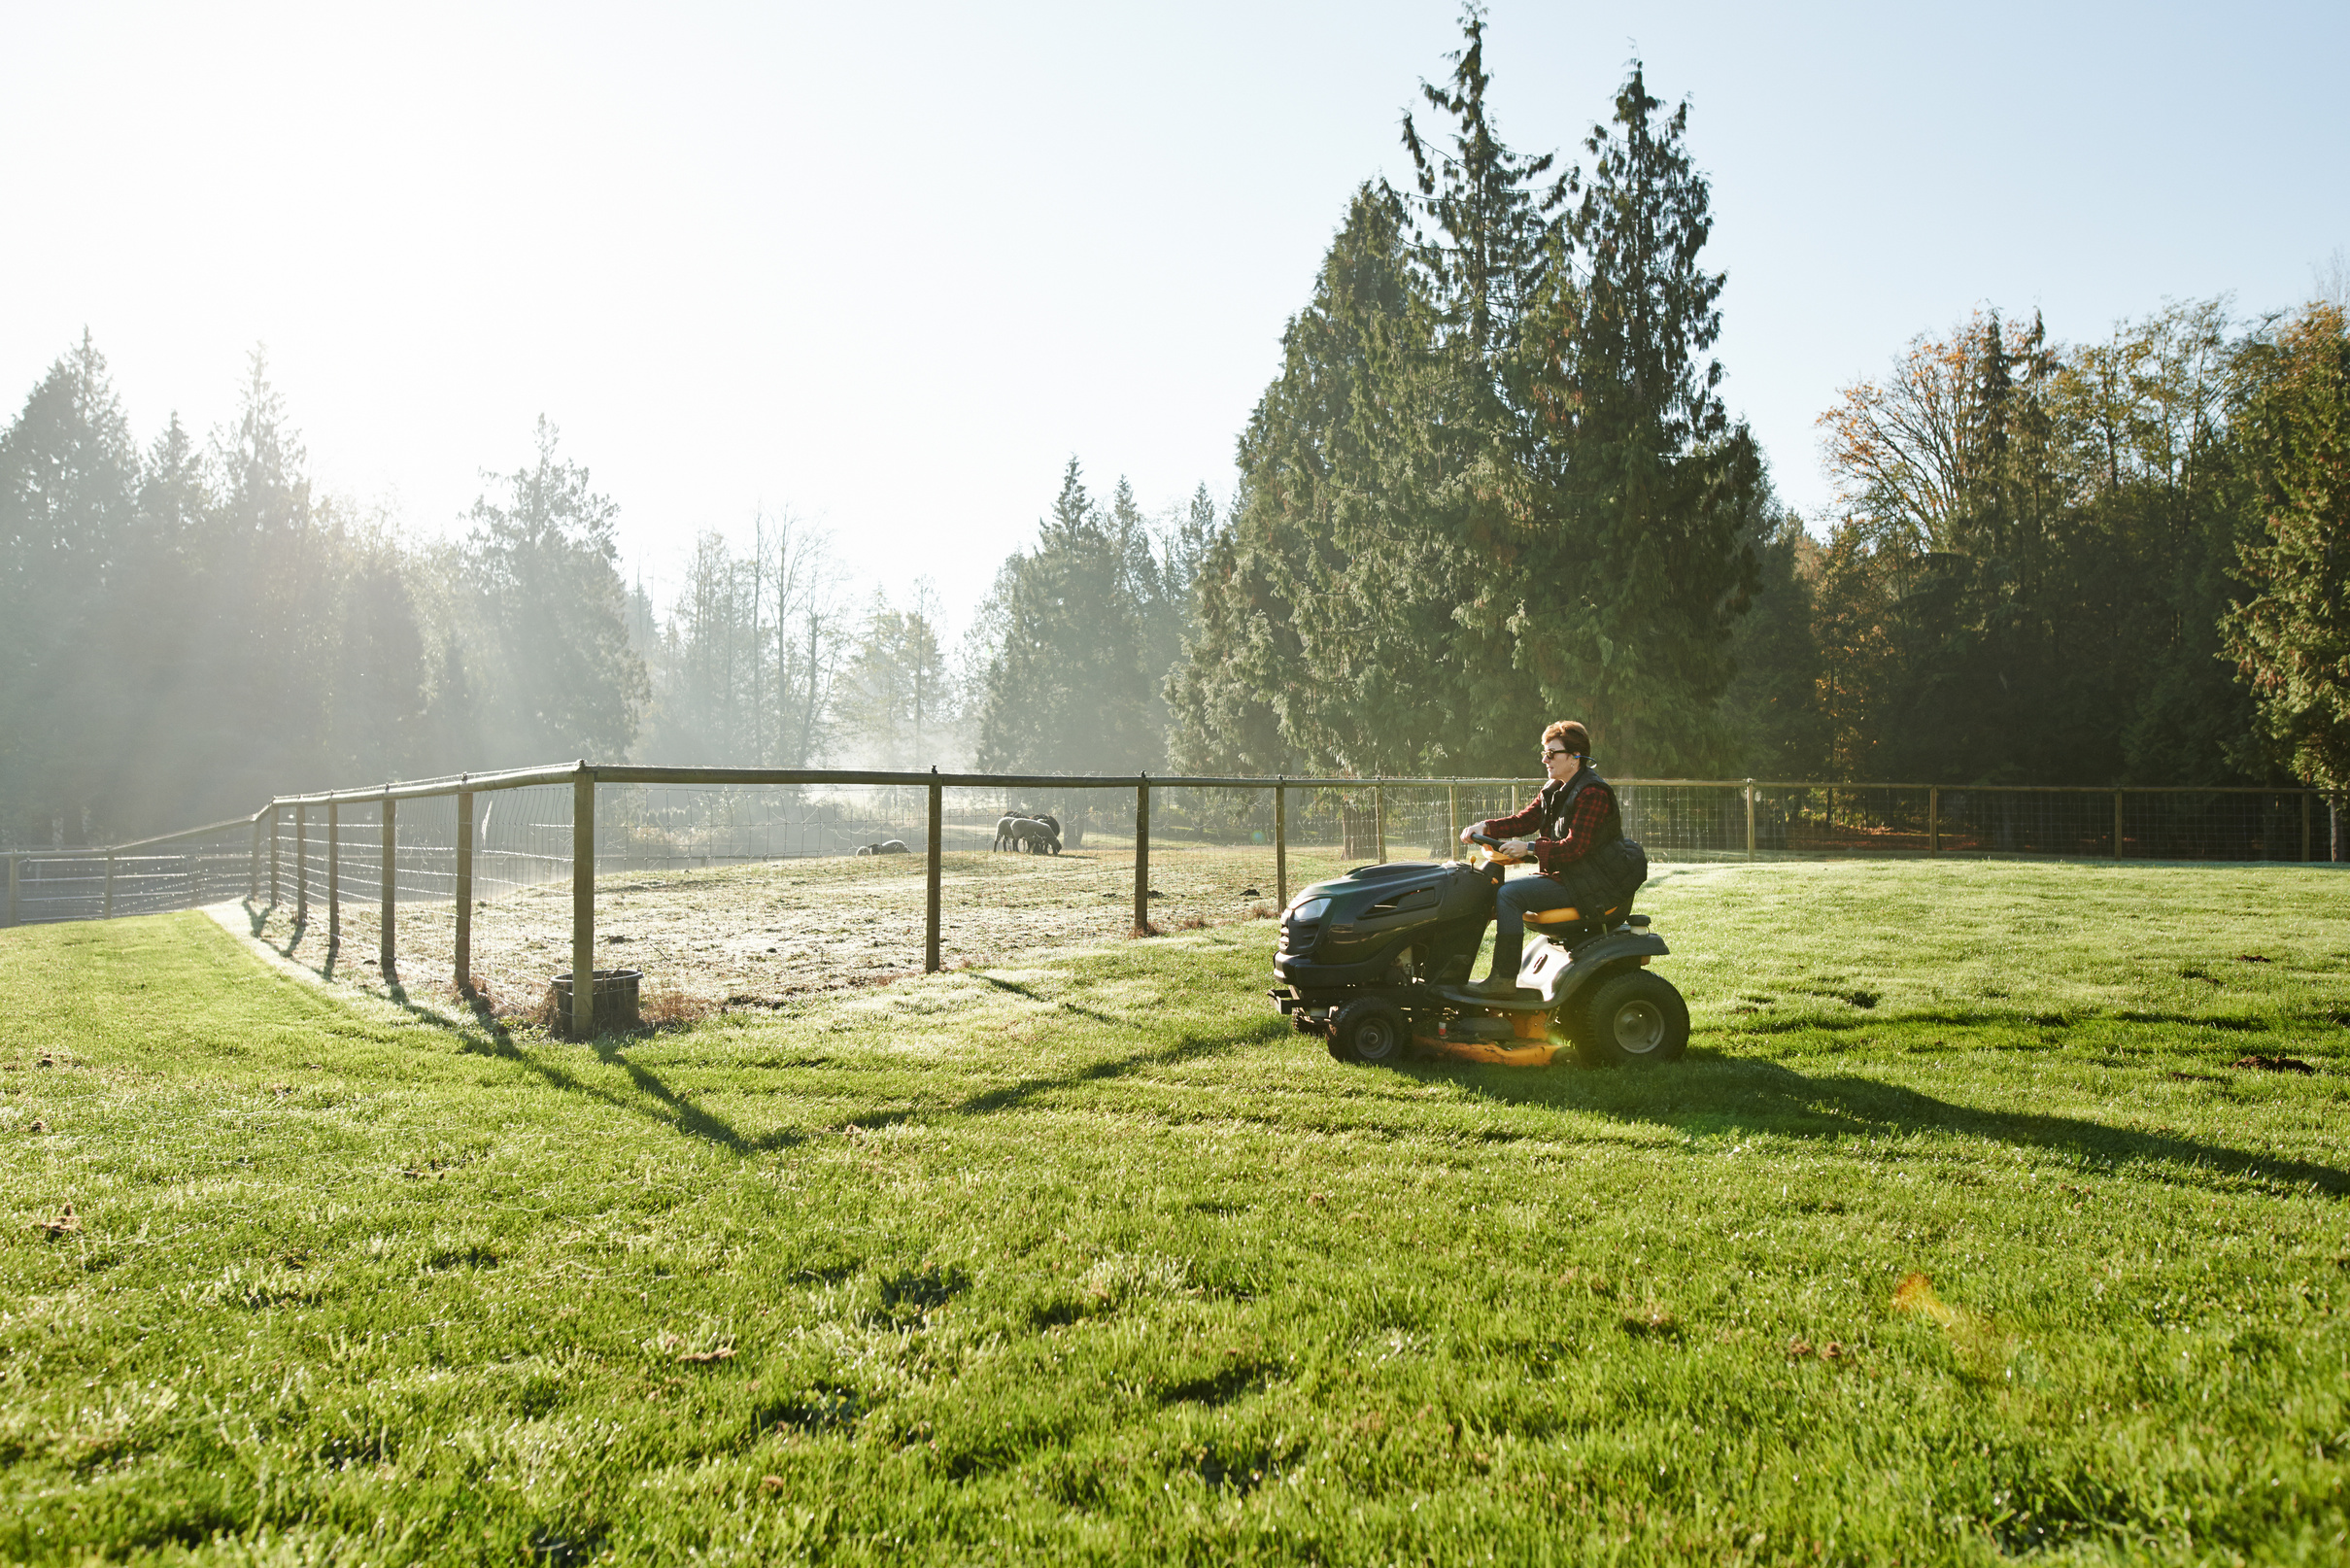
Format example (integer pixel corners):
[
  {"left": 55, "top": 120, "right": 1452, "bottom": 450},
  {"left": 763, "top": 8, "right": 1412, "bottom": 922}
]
[
  {"left": 1328, "top": 997, "right": 1410, "bottom": 1065},
  {"left": 1572, "top": 970, "right": 1689, "bottom": 1069}
]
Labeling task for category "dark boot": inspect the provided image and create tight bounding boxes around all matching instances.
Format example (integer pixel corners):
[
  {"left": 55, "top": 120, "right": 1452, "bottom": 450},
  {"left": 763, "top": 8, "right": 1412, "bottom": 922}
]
[{"left": 1463, "top": 932, "right": 1525, "bottom": 996}]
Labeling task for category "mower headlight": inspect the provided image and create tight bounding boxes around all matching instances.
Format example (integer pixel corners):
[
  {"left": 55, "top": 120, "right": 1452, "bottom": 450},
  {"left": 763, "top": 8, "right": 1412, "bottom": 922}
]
[{"left": 1289, "top": 897, "right": 1331, "bottom": 923}]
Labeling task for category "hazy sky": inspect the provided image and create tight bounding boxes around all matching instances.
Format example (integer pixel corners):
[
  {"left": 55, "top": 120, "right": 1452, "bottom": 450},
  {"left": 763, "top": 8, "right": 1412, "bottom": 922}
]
[{"left": 5, "top": 1, "right": 2344, "bottom": 631}]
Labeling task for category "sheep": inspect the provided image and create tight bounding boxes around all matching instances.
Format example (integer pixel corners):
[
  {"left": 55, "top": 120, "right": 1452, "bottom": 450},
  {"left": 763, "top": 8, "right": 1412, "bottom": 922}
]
[{"left": 1001, "top": 817, "right": 1061, "bottom": 855}]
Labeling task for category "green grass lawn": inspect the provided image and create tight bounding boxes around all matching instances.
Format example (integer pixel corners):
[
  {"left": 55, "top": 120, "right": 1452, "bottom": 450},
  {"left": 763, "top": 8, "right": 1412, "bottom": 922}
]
[{"left": 5, "top": 859, "right": 2350, "bottom": 1565}]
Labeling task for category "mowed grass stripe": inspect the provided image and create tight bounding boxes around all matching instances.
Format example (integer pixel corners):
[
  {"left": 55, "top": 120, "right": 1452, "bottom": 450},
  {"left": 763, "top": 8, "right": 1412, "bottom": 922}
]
[{"left": 3, "top": 862, "right": 2348, "bottom": 1564}]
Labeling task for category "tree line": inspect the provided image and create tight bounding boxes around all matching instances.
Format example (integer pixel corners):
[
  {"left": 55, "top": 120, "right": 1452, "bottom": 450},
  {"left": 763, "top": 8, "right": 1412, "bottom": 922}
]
[
  {"left": 1141, "top": 14, "right": 2350, "bottom": 810},
  {"left": 8, "top": 11, "right": 2346, "bottom": 847},
  {"left": 0, "top": 340, "right": 973, "bottom": 844},
  {"left": 0, "top": 342, "right": 647, "bottom": 843},
  {"left": 1738, "top": 295, "right": 2347, "bottom": 804},
  {"left": 0, "top": 334, "right": 1212, "bottom": 844}
]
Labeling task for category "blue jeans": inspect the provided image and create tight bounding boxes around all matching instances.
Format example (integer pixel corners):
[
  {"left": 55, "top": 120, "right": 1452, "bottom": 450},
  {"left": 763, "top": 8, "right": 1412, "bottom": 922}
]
[{"left": 1493, "top": 872, "right": 1579, "bottom": 940}]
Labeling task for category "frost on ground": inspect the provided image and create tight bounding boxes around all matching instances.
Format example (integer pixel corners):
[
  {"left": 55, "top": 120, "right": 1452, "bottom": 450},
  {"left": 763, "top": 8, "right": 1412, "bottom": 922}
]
[{"left": 236, "top": 843, "right": 1365, "bottom": 1015}]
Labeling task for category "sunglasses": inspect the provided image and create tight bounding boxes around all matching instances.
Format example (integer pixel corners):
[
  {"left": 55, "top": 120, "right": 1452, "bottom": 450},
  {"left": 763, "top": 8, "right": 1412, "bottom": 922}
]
[{"left": 1542, "top": 747, "right": 1577, "bottom": 760}]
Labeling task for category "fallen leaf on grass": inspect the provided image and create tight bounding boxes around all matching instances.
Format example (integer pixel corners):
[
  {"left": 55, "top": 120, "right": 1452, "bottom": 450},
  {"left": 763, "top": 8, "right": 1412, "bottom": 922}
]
[
  {"left": 2234, "top": 1054, "right": 2316, "bottom": 1074},
  {"left": 1621, "top": 1304, "right": 1679, "bottom": 1337},
  {"left": 34, "top": 1203, "right": 81, "bottom": 1239},
  {"left": 1893, "top": 1272, "right": 2006, "bottom": 1374},
  {"left": 2236, "top": 953, "right": 2271, "bottom": 964},
  {"left": 677, "top": 1346, "right": 736, "bottom": 1364},
  {"left": 760, "top": 1476, "right": 785, "bottom": 1494},
  {"left": 27, "top": 1119, "right": 47, "bottom": 1134},
  {"left": 1787, "top": 1337, "right": 1813, "bottom": 1358}
]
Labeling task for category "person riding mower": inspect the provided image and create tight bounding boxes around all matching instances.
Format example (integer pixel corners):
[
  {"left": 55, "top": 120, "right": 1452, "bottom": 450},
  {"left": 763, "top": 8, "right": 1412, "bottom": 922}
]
[
  {"left": 1460, "top": 721, "right": 1650, "bottom": 994},
  {"left": 1266, "top": 721, "right": 1688, "bottom": 1069}
]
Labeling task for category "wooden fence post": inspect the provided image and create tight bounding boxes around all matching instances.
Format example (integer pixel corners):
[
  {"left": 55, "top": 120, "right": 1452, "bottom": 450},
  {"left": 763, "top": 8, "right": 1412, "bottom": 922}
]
[
  {"left": 1447, "top": 784, "right": 1458, "bottom": 850},
  {"left": 2112, "top": 790, "right": 2125, "bottom": 860},
  {"left": 379, "top": 791, "right": 396, "bottom": 978},
  {"left": 925, "top": 769, "right": 942, "bottom": 972},
  {"left": 104, "top": 853, "right": 116, "bottom": 919},
  {"left": 1275, "top": 779, "right": 1288, "bottom": 906},
  {"left": 326, "top": 801, "right": 340, "bottom": 944},
  {"left": 269, "top": 805, "right": 281, "bottom": 905},
  {"left": 1928, "top": 788, "right": 1941, "bottom": 855},
  {"left": 1744, "top": 779, "right": 1757, "bottom": 859},
  {"left": 294, "top": 803, "right": 308, "bottom": 924},
  {"left": 2303, "top": 792, "right": 2314, "bottom": 863},
  {"left": 249, "top": 817, "right": 260, "bottom": 903},
  {"left": 455, "top": 785, "right": 473, "bottom": 991},
  {"left": 1133, "top": 776, "right": 1151, "bottom": 936},
  {"left": 5, "top": 854, "right": 16, "bottom": 927},
  {"left": 1374, "top": 776, "right": 1386, "bottom": 864},
  {"left": 570, "top": 765, "right": 595, "bottom": 1037}
]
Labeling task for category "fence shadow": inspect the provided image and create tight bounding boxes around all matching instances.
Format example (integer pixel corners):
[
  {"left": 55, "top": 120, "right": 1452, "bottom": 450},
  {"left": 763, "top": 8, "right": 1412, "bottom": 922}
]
[
  {"left": 949, "top": 973, "right": 1273, "bottom": 1115},
  {"left": 253, "top": 940, "right": 802, "bottom": 1155},
  {"left": 1456, "top": 1053, "right": 2350, "bottom": 1195}
]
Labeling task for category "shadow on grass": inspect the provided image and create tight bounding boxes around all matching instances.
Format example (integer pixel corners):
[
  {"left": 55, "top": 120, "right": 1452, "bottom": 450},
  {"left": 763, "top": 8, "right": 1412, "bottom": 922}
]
[
  {"left": 584, "top": 1039, "right": 805, "bottom": 1152},
  {"left": 953, "top": 973, "right": 1274, "bottom": 1115},
  {"left": 320, "top": 958, "right": 809, "bottom": 1156},
  {"left": 974, "top": 973, "right": 1134, "bottom": 1032},
  {"left": 956, "top": 1031, "right": 1262, "bottom": 1116},
  {"left": 451, "top": 1025, "right": 803, "bottom": 1153},
  {"left": 1464, "top": 1053, "right": 2350, "bottom": 1195}
]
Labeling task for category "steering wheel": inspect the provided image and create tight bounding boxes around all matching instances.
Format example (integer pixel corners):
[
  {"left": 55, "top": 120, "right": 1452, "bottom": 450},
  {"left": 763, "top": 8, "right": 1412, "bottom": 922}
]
[{"left": 1461, "top": 830, "right": 1523, "bottom": 869}]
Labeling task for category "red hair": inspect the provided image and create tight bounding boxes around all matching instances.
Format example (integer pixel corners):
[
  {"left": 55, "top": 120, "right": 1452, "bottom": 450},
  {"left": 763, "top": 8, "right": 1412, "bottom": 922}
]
[{"left": 1542, "top": 720, "right": 1590, "bottom": 755}]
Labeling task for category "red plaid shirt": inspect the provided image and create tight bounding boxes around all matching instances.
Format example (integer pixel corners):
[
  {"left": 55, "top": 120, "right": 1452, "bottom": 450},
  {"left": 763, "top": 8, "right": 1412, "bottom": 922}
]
[{"left": 1481, "top": 776, "right": 1615, "bottom": 875}]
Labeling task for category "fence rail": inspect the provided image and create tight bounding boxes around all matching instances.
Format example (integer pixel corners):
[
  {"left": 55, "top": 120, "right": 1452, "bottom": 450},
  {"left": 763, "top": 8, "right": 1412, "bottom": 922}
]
[{"left": 2, "top": 765, "right": 2330, "bottom": 1036}]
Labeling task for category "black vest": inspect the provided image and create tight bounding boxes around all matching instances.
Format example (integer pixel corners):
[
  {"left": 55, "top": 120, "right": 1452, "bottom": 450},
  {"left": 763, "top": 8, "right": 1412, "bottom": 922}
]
[{"left": 1539, "top": 767, "right": 1623, "bottom": 850}]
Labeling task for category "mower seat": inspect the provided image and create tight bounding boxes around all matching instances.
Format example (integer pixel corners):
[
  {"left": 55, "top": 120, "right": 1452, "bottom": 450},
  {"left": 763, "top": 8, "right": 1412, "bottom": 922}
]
[{"left": 1523, "top": 896, "right": 1639, "bottom": 940}]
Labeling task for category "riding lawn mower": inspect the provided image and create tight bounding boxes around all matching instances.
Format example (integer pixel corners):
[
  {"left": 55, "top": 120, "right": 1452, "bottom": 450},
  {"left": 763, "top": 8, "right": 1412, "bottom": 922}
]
[{"left": 1267, "top": 833, "right": 1689, "bottom": 1070}]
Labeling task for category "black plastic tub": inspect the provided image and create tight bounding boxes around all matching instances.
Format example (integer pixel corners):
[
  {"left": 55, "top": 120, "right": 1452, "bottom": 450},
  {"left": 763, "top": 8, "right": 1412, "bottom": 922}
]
[{"left": 551, "top": 968, "right": 644, "bottom": 1032}]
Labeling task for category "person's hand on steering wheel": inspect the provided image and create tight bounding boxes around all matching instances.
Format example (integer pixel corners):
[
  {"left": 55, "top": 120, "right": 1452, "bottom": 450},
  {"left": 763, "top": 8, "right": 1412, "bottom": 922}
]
[{"left": 1496, "top": 837, "right": 1533, "bottom": 863}]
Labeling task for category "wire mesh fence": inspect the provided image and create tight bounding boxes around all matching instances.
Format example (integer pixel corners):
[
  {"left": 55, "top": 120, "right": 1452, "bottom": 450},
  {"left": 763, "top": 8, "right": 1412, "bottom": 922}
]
[{"left": 2, "top": 767, "right": 2332, "bottom": 1034}]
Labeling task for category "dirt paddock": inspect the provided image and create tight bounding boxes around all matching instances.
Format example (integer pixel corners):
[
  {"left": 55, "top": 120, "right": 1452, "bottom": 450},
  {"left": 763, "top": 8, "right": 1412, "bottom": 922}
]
[{"left": 239, "top": 843, "right": 1371, "bottom": 1018}]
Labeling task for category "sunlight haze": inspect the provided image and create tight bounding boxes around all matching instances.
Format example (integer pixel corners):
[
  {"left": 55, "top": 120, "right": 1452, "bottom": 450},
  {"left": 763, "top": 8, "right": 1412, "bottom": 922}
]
[{"left": 5, "top": 0, "right": 2342, "bottom": 629}]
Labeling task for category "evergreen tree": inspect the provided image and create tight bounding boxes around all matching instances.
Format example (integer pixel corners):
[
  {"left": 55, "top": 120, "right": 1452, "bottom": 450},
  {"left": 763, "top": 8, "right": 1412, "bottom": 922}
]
[
  {"left": 0, "top": 333, "right": 141, "bottom": 840},
  {"left": 2223, "top": 301, "right": 2350, "bottom": 853},
  {"left": 1401, "top": 4, "right": 1570, "bottom": 361},
  {"left": 1508, "top": 64, "right": 1758, "bottom": 773},
  {"left": 1176, "top": 32, "right": 1757, "bottom": 777},
  {"left": 843, "top": 580, "right": 953, "bottom": 769},
  {"left": 323, "top": 529, "right": 431, "bottom": 785},
  {"left": 464, "top": 419, "right": 648, "bottom": 764},
  {"left": 1166, "top": 488, "right": 1300, "bottom": 774},
  {"left": 1720, "top": 503, "right": 1827, "bottom": 777},
  {"left": 975, "top": 460, "right": 1156, "bottom": 773},
  {"left": 1197, "top": 182, "right": 1491, "bottom": 775}
]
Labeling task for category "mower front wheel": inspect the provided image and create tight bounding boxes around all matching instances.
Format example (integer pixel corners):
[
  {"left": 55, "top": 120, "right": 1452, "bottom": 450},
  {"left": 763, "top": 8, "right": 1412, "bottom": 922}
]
[
  {"left": 1571, "top": 970, "right": 1689, "bottom": 1069},
  {"left": 1328, "top": 997, "right": 1410, "bottom": 1066}
]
